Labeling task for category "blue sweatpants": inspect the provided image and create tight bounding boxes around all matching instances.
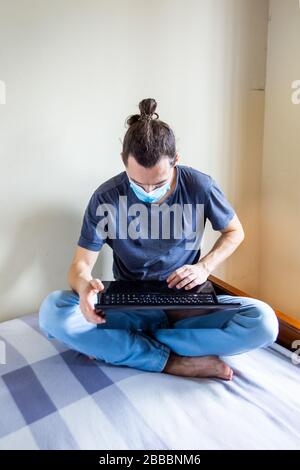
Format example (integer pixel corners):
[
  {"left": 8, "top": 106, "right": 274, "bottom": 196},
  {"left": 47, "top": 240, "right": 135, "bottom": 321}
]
[{"left": 39, "top": 290, "right": 279, "bottom": 372}]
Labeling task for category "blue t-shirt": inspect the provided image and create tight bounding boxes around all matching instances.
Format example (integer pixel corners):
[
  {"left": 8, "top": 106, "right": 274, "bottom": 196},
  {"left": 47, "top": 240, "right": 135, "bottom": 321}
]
[{"left": 78, "top": 165, "right": 235, "bottom": 281}]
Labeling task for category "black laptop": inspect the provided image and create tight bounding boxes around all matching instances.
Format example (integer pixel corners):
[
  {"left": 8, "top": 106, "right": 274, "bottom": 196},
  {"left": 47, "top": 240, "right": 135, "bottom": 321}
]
[{"left": 95, "top": 280, "right": 241, "bottom": 316}]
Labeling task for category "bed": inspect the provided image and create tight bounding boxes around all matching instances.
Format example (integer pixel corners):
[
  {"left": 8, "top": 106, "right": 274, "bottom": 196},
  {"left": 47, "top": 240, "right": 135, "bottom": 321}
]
[{"left": 0, "top": 312, "right": 299, "bottom": 450}]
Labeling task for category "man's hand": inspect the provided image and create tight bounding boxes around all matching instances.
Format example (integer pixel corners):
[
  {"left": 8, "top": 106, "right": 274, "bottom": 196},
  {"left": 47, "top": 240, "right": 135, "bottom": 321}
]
[
  {"left": 79, "top": 278, "right": 106, "bottom": 324},
  {"left": 166, "top": 262, "right": 210, "bottom": 290}
]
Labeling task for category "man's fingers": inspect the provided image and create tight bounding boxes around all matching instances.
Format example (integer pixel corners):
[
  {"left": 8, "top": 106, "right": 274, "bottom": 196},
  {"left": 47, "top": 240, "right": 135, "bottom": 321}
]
[
  {"left": 91, "top": 304, "right": 106, "bottom": 322},
  {"left": 167, "top": 272, "right": 178, "bottom": 282},
  {"left": 81, "top": 301, "right": 106, "bottom": 324},
  {"left": 168, "top": 274, "right": 183, "bottom": 288},
  {"left": 167, "top": 268, "right": 189, "bottom": 287},
  {"left": 166, "top": 266, "right": 187, "bottom": 283},
  {"left": 87, "top": 311, "right": 106, "bottom": 324},
  {"left": 175, "top": 274, "right": 197, "bottom": 289},
  {"left": 83, "top": 307, "right": 104, "bottom": 324},
  {"left": 94, "top": 308, "right": 106, "bottom": 320},
  {"left": 79, "top": 279, "right": 106, "bottom": 325},
  {"left": 168, "top": 272, "right": 190, "bottom": 288},
  {"left": 90, "top": 279, "right": 104, "bottom": 292},
  {"left": 185, "top": 279, "right": 198, "bottom": 290}
]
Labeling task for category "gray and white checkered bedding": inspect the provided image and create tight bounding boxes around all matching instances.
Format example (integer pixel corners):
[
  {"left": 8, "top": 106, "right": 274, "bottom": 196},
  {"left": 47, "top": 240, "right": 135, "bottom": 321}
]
[{"left": 0, "top": 313, "right": 299, "bottom": 450}]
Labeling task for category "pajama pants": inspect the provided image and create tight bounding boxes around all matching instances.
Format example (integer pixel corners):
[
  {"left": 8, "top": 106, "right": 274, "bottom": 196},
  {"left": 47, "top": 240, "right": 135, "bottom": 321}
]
[{"left": 39, "top": 289, "right": 279, "bottom": 372}]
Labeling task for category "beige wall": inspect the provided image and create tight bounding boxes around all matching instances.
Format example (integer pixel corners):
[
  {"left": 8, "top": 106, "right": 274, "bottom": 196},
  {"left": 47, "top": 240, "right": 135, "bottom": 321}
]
[
  {"left": 260, "top": 0, "right": 300, "bottom": 320},
  {"left": 0, "top": 0, "right": 269, "bottom": 322}
]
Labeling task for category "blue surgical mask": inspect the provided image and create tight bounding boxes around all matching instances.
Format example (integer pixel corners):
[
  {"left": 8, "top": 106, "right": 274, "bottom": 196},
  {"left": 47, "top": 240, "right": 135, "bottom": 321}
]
[{"left": 128, "top": 177, "right": 171, "bottom": 203}]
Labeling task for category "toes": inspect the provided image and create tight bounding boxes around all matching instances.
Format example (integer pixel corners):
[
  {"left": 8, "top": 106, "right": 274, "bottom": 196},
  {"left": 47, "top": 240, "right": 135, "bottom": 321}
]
[{"left": 218, "top": 362, "right": 233, "bottom": 380}]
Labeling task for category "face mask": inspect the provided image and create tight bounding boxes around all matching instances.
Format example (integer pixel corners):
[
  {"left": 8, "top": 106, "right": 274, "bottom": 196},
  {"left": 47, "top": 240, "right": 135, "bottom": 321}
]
[{"left": 128, "top": 177, "right": 171, "bottom": 203}]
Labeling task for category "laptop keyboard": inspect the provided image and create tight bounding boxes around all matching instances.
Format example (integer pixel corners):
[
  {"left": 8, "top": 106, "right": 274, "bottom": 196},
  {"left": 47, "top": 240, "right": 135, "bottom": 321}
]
[{"left": 99, "top": 292, "right": 215, "bottom": 307}]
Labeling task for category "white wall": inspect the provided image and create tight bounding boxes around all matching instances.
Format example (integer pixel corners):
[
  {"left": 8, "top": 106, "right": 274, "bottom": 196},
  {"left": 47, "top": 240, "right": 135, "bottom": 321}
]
[
  {"left": 0, "top": 0, "right": 269, "bottom": 322},
  {"left": 260, "top": 0, "right": 300, "bottom": 320}
]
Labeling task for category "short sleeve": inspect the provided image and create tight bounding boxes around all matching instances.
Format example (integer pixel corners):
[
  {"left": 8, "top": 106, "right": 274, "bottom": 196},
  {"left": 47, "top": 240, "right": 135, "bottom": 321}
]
[
  {"left": 77, "top": 192, "right": 106, "bottom": 252},
  {"left": 205, "top": 177, "right": 235, "bottom": 231}
]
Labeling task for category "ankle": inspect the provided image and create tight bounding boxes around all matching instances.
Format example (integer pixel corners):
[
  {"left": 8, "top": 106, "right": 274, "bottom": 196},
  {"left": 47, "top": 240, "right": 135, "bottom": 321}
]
[{"left": 162, "top": 352, "right": 182, "bottom": 374}]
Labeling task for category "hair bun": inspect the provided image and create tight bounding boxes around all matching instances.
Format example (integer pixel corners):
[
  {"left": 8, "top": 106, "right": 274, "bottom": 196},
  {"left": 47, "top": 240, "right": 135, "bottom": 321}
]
[
  {"left": 125, "top": 98, "right": 159, "bottom": 127},
  {"left": 139, "top": 98, "right": 159, "bottom": 120},
  {"left": 126, "top": 114, "right": 140, "bottom": 126}
]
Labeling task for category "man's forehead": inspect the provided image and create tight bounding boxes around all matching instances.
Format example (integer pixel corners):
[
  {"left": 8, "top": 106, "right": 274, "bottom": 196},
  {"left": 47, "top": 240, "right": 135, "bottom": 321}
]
[{"left": 126, "top": 156, "right": 171, "bottom": 184}]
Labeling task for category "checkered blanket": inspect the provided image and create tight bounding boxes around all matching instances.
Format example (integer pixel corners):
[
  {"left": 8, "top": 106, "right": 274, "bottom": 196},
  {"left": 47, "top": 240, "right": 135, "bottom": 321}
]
[{"left": 0, "top": 313, "right": 299, "bottom": 450}]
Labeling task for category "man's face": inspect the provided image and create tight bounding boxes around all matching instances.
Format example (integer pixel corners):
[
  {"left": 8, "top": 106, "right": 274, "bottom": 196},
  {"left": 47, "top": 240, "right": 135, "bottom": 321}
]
[{"left": 123, "top": 154, "right": 178, "bottom": 193}]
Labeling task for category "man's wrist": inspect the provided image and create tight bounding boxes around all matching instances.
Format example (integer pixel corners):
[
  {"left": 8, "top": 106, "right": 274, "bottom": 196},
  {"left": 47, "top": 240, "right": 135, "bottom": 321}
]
[
  {"left": 197, "top": 257, "right": 214, "bottom": 275},
  {"left": 78, "top": 278, "right": 92, "bottom": 295},
  {"left": 72, "top": 276, "right": 92, "bottom": 297}
]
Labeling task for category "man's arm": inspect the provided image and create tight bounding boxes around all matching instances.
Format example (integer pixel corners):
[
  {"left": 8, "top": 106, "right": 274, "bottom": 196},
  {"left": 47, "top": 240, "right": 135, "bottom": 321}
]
[
  {"left": 68, "top": 246, "right": 98, "bottom": 295},
  {"left": 167, "top": 213, "right": 245, "bottom": 289},
  {"left": 200, "top": 213, "right": 245, "bottom": 274},
  {"left": 68, "top": 246, "right": 106, "bottom": 324}
]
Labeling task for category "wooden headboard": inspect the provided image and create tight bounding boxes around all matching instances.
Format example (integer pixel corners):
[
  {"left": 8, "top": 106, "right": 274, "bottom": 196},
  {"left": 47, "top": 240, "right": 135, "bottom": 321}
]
[{"left": 209, "top": 275, "right": 300, "bottom": 351}]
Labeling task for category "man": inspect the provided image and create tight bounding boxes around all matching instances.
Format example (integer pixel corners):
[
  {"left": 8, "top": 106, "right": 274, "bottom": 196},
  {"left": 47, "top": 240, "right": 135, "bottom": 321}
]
[{"left": 39, "top": 99, "right": 278, "bottom": 381}]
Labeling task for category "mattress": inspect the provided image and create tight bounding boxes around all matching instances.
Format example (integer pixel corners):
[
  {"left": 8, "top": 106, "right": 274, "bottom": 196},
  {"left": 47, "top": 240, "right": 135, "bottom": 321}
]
[{"left": 0, "top": 313, "right": 299, "bottom": 450}]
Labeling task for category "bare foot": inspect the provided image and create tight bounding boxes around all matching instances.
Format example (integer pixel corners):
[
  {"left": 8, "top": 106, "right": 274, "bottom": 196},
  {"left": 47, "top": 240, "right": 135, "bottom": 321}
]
[{"left": 163, "top": 353, "right": 233, "bottom": 381}]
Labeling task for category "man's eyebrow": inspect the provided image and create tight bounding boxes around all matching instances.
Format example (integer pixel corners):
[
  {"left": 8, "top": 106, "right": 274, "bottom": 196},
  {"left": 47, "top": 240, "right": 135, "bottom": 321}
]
[{"left": 130, "top": 177, "right": 168, "bottom": 185}]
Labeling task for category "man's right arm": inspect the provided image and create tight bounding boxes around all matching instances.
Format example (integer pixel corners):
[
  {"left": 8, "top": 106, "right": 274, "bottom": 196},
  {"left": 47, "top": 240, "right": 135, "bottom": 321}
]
[{"left": 68, "top": 246, "right": 106, "bottom": 324}]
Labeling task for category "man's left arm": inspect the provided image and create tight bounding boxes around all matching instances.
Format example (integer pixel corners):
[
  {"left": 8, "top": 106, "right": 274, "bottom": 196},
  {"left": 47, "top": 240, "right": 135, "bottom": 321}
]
[{"left": 167, "top": 213, "right": 245, "bottom": 290}]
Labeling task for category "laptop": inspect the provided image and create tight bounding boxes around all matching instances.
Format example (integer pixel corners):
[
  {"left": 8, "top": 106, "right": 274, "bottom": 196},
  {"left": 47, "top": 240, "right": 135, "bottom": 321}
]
[{"left": 95, "top": 280, "right": 241, "bottom": 317}]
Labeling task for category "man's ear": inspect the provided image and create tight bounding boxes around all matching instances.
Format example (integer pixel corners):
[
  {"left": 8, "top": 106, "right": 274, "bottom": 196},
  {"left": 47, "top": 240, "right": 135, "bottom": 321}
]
[
  {"left": 174, "top": 153, "right": 180, "bottom": 164},
  {"left": 120, "top": 152, "right": 127, "bottom": 167}
]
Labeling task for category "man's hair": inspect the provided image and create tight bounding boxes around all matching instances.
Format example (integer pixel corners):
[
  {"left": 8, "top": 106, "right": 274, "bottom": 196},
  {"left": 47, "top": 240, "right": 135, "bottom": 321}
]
[{"left": 121, "top": 98, "right": 177, "bottom": 168}]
